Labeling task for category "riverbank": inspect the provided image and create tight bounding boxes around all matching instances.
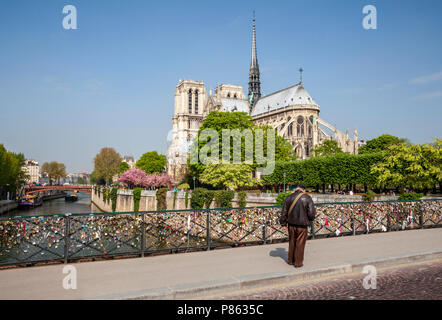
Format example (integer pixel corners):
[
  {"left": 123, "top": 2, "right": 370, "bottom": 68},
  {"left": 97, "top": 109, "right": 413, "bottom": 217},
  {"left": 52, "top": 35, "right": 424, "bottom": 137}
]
[
  {"left": 91, "top": 188, "right": 404, "bottom": 213},
  {"left": 0, "top": 200, "right": 18, "bottom": 214}
]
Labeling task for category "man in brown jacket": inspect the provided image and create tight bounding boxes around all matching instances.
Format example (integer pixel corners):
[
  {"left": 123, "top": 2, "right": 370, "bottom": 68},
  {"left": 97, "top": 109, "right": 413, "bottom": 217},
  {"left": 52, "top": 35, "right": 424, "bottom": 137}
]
[{"left": 279, "top": 184, "right": 316, "bottom": 268}]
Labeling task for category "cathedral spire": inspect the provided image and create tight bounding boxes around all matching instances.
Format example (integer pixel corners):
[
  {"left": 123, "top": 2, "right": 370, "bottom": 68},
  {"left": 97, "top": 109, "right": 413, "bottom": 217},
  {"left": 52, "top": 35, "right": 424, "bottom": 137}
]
[{"left": 248, "top": 11, "right": 261, "bottom": 109}]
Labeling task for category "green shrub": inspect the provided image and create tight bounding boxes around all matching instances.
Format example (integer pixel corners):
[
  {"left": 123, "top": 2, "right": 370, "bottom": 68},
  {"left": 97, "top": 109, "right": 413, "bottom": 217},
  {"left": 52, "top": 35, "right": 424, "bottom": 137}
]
[
  {"left": 191, "top": 188, "right": 207, "bottom": 209},
  {"left": 398, "top": 192, "right": 423, "bottom": 201},
  {"left": 214, "top": 191, "right": 223, "bottom": 207},
  {"left": 276, "top": 192, "right": 291, "bottom": 206},
  {"left": 203, "top": 190, "right": 215, "bottom": 209},
  {"left": 173, "top": 190, "right": 178, "bottom": 209},
  {"left": 110, "top": 187, "right": 118, "bottom": 212},
  {"left": 220, "top": 190, "right": 235, "bottom": 208},
  {"left": 177, "top": 183, "right": 190, "bottom": 190},
  {"left": 156, "top": 188, "right": 168, "bottom": 210},
  {"left": 133, "top": 188, "right": 142, "bottom": 212},
  {"left": 237, "top": 191, "right": 247, "bottom": 208},
  {"left": 185, "top": 190, "right": 189, "bottom": 208},
  {"left": 363, "top": 190, "right": 377, "bottom": 202}
]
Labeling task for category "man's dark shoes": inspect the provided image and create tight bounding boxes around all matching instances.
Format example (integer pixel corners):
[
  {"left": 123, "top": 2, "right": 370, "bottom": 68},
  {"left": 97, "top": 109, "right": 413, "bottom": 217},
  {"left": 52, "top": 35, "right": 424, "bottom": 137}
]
[{"left": 294, "top": 264, "right": 303, "bottom": 268}]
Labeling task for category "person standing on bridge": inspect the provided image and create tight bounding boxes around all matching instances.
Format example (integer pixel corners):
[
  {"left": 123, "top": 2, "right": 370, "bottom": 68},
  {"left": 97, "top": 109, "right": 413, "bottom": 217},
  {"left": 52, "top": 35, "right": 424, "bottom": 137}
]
[{"left": 279, "top": 184, "right": 316, "bottom": 268}]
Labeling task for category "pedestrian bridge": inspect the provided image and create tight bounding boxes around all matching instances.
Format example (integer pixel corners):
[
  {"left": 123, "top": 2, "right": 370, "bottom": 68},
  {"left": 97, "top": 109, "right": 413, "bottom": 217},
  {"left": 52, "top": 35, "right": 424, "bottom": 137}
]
[
  {"left": 0, "top": 199, "right": 440, "bottom": 268},
  {"left": 24, "top": 185, "right": 93, "bottom": 194}
]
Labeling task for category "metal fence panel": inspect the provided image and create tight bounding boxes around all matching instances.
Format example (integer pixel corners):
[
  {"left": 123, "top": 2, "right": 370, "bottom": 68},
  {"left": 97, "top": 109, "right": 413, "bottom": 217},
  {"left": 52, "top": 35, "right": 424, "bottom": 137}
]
[{"left": 0, "top": 199, "right": 441, "bottom": 267}]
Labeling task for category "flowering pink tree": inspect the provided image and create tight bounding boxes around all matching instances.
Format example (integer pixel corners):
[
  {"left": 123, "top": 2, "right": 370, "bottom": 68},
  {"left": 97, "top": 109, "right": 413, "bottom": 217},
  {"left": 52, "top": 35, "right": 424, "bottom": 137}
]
[
  {"left": 156, "top": 173, "right": 174, "bottom": 188},
  {"left": 119, "top": 169, "right": 175, "bottom": 189},
  {"left": 118, "top": 169, "right": 147, "bottom": 188},
  {"left": 143, "top": 173, "right": 174, "bottom": 189}
]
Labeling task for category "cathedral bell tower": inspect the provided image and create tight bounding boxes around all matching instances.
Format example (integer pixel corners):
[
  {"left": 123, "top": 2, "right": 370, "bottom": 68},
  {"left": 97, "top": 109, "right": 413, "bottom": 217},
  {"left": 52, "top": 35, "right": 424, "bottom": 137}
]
[{"left": 248, "top": 12, "right": 261, "bottom": 111}]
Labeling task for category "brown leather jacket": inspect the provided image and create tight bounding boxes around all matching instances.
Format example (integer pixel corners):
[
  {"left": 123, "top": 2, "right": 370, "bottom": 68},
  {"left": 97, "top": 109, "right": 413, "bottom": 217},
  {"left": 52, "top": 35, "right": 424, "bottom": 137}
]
[{"left": 279, "top": 190, "right": 316, "bottom": 227}]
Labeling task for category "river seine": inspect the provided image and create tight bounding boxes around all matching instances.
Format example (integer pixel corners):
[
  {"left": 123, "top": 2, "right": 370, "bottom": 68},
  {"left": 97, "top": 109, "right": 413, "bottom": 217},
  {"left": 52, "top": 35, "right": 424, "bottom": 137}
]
[{"left": 5, "top": 192, "right": 96, "bottom": 217}]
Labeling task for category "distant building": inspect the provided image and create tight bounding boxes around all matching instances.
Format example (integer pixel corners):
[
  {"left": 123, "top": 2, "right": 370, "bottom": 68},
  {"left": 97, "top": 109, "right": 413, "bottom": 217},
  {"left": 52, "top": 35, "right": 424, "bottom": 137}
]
[
  {"left": 123, "top": 155, "right": 136, "bottom": 169},
  {"left": 23, "top": 160, "right": 39, "bottom": 184},
  {"left": 65, "top": 172, "right": 91, "bottom": 184},
  {"left": 358, "top": 140, "right": 367, "bottom": 147}
]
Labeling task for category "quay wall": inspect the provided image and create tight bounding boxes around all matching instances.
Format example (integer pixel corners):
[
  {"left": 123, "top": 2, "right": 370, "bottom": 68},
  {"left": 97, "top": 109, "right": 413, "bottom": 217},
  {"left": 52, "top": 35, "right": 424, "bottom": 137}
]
[{"left": 91, "top": 189, "right": 407, "bottom": 213}]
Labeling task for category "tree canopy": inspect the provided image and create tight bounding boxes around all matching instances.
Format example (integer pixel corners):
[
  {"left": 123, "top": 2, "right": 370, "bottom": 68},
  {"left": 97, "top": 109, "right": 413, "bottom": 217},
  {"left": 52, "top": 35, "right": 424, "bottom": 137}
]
[
  {"left": 119, "top": 161, "right": 130, "bottom": 174},
  {"left": 371, "top": 139, "right": 441, "bottom": 190},
  {"left": 0, "top": 144, "right": 27, "bottom": 198},
  {"left": 93, "top": 147, "right": 122, "bottom": 185},
  {"left": 136, "top": 151, "right": 167, "bottom": 174},
  {"left": 312, "top": 139, "right": 343, "bottom": 157},
  {"left": 262, "top": 152, "right": 383, "bottom": 189},
  {"left": 199, "top": 163, "right": 261, "bottom": 190},
  {"left": 41, "top": 161, "right": 67, "bottom": 185},
  {"left": 189, "top": 111, "right": 295, "bottom": 180},
  {"left": 359, "top": 134, "right": 407, "bottom": 154}
]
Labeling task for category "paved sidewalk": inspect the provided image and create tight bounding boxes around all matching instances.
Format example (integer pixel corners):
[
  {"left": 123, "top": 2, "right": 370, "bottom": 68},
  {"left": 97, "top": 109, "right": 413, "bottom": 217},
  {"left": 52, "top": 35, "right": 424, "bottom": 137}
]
[{"left": 0, "top": 228, "right": 441, "bottom": 299}]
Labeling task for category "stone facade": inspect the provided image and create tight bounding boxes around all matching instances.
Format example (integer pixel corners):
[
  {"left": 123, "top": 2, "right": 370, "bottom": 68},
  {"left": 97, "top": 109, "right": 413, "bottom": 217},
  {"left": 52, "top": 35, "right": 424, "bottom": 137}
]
[{"left": 22, "top": 159, "right": 39, "bottom": 184}]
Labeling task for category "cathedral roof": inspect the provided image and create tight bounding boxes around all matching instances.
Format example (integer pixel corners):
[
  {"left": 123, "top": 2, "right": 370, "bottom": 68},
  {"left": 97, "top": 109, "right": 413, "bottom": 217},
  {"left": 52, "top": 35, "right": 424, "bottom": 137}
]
[
  {"left": 251, "top": 83, "right": 318, "bottom": 116},
  {"left": 220, "top": 98, "right": 250, "bottom": 113}
]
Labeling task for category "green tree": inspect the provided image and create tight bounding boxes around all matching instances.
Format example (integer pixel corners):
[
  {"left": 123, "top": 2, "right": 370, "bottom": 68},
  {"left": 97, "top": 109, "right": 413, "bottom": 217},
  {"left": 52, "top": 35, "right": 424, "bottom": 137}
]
[
  {"left": 312, "top": 140, "right": 343, "bottom": 157},
  {"left": 119, "top": 161, "right": 130, "bottom": 174},
  {"left": 0, "top": 144, "right": 27, "bottom": 198},
  {"left": 371, "top": 140, "right": 441, "bottom": 191},
  {"left": 136, "top": 151, "right": 166, "bottom": 174},
  {"left": 199, "top": 163, "right": 262, "bottom": 190},
  {"left": 359, "top": 134, "right": 407, "bottom": 154},
  {"left": 189, "top": 111, "right": 294, "bottom": 179},
  {"left": 41, "top": 161, "right": 67, "bottom": 185},
  {"left": 93, "top": 147, "right": 122, "bottom": 185}
]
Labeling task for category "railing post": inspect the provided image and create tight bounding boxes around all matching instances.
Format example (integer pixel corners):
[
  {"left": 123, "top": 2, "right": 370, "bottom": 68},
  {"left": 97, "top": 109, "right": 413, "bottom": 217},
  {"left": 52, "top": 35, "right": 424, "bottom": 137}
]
[
  {"left": 140, "top": 213, "right": 146, "bottom": 257},
  {"left": 64, "top": 213, "right": 71, "bottom": 264},
  {"left": 419, "top": 201, "right": 423, "bottom": 229},
  {"left": 387, "top": 210, "right": 391, "bottom": 232},
  {"left": 262, "top": 220, "right": 267, "bottom": 245},
  {"left": 351, "top": 216, "right": 355, "bottom": 236},
  {"left": 206, "top": 211, "right": 211, "bottom": 251}
]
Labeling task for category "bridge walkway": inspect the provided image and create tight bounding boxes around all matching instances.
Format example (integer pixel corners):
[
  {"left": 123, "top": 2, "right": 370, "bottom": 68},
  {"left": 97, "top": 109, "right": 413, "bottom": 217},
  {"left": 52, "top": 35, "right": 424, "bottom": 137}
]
[{"left": 0, "top": 228, "right": 440, "bottom": 299}]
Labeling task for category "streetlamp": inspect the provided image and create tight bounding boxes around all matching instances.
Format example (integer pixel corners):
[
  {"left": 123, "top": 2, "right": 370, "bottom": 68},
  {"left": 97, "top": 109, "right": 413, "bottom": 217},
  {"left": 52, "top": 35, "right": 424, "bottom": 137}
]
[
  {"left": 283, "top": 172, "right": 286, "bottom": 192},
  {"left": 193, "top": 176, "right": 196, "bottom": 190}
]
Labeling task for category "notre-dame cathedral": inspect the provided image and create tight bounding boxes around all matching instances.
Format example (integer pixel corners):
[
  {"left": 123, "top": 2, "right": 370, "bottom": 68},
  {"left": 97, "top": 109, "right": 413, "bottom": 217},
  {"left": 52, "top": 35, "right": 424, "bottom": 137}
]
[{"left": 167, "top": 16, "right": 358, "bottom": 183}]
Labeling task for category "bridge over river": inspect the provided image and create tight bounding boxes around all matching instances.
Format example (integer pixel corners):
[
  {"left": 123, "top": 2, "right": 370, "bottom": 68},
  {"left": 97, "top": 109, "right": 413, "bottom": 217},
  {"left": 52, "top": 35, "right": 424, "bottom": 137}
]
[{"left": 24, "top": 185, "right": 93, "bottom": 194}]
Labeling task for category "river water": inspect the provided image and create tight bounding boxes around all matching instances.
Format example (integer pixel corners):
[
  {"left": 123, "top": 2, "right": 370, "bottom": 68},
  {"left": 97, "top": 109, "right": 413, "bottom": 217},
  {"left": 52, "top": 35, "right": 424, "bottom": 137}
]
[{"left": 5, "top": 193, "right": 95, "bottom": 218}]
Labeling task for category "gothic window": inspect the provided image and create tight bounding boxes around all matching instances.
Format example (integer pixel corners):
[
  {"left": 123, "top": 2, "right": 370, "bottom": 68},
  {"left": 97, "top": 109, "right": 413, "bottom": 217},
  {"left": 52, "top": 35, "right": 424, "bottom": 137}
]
[
  {"left": 307, "top": 116, "right": 313, "bottom": 138},
  {"left": 195, "top": 90, "right": 199, "bottom": 114},
  {"left": 188, "top": 89, "right": 192, "bottom": 114},
  {"left": 288, "top": 123, "right": 293, "bottom": 136},
  {"left": 297, "top": 116, "right": 304, "bottom": 137},
  {"left": 234, "top": 94, "right": 237, "bottom": 99},
  {"left": 227, "top": 93, "right": 231, "bottom": 98}
]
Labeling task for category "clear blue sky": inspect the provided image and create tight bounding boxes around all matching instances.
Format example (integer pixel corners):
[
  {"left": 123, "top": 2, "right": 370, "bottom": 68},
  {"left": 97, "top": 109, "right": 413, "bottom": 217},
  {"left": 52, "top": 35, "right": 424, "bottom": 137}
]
[{"left": 0, "top": 0, "right": 441, "bottom": 173}]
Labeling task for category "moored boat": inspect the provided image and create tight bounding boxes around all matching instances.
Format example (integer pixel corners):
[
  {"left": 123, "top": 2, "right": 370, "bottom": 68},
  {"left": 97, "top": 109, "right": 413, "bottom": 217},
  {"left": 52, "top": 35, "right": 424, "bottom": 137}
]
[
  {"left": 18, "top": 195, "right": 43, "bottom": 208},
  {"left": 65, "top": 193, "right": 79, "bottom": 202}
]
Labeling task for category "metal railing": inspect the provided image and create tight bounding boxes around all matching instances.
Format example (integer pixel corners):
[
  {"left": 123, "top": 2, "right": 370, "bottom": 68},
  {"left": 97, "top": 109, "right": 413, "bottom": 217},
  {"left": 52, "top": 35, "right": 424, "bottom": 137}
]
[{"left": 0, "top": 199, "right": 441, "bottom": 267}]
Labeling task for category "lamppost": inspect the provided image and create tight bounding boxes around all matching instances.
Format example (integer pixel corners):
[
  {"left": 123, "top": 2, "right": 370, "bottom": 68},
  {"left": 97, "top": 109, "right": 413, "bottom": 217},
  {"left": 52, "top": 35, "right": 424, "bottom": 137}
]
[
  {"left": 283, "top": 172, "right": 286, "bottom": 192},
  {"left": 193, "top": 176, "right": 196, "bottom": 190}
]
